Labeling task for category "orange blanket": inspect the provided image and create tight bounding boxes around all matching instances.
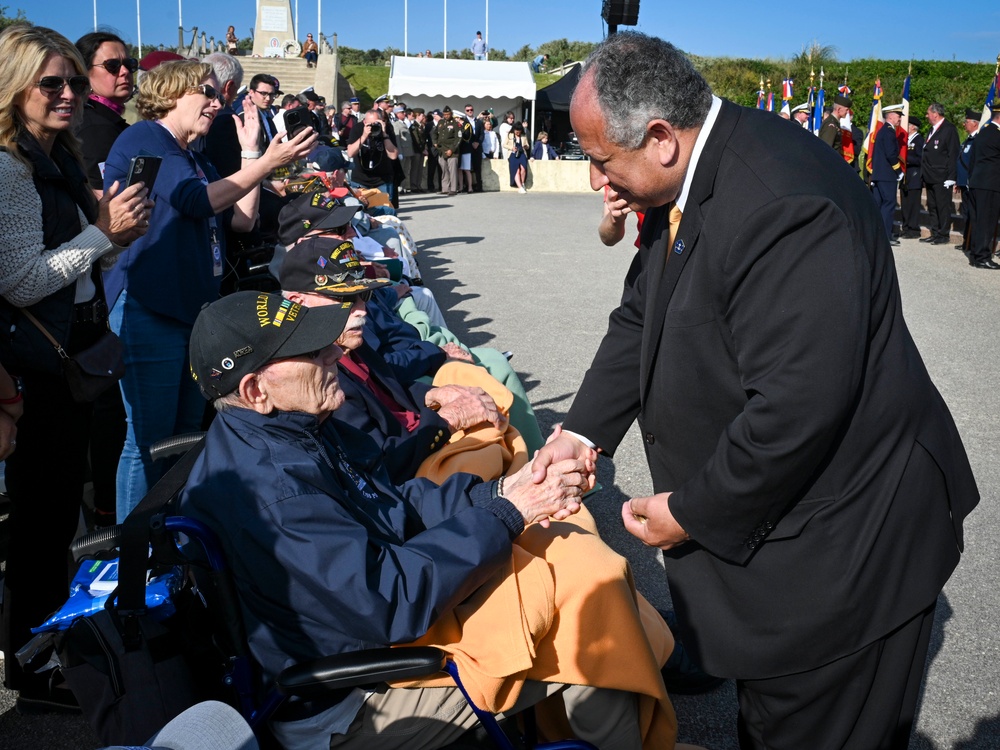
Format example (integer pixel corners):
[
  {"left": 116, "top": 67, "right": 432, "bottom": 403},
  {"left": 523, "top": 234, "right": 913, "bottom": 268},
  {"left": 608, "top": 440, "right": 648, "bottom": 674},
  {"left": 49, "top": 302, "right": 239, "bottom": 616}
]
[
  {"left": 416, "top": 361, "right": 529, "bottom": 484},
  {"left": 394, "top": 506, "right": 678, "bottom": 749}
]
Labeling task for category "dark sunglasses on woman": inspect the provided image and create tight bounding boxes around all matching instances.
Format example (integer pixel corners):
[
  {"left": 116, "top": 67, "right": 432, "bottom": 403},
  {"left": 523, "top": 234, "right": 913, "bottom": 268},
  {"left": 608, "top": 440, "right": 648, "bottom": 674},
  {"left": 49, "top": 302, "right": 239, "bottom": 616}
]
[
  {"left": 92, "top": 57, "right": 139, "bottom": 75},
  {"left": 192, "top": 84, "right": 226, "bottom": 106},
  {"left": 35, "top": 75, "right": 90, "bottom": 96}
]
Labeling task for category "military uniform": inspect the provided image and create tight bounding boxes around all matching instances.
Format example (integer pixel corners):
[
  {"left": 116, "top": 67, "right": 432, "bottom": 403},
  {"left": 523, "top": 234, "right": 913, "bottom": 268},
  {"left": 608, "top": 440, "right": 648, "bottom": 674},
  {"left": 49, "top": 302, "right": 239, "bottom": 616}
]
[
  {"left": 901, "top": 126, "right": 925, "bottom": 238},
  {"left": 432, "top": 115, "right": 463, "bottom": 195},
  {"left": 819, "top": 113, "right": 842, "bottom": 154}
]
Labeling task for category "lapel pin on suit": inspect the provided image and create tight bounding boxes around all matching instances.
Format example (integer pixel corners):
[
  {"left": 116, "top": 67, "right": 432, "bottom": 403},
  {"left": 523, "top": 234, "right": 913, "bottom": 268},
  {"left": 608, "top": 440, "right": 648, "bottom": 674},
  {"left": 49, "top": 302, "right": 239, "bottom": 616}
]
[{"left": 673, "top": 239, "right": 685, "bottom": 255}]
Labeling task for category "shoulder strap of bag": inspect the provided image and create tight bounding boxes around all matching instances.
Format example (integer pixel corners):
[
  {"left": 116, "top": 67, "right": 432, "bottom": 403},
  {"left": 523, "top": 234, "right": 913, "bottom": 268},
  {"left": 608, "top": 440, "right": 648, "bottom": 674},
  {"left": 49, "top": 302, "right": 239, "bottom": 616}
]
[
  {"left": 117, "top": 439, "right": 206, "bottom": 637},
  {"left": 20, "top": 307, "right": 69, "bottom": 359}
]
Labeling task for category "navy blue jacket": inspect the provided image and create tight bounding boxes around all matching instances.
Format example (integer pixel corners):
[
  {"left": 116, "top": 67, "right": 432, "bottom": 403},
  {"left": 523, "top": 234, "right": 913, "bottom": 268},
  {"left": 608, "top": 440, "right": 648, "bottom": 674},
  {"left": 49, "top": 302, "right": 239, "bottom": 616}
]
[
  {"left": 905, "top": 132, "right": 924, "bottom": 189},
  {"left": 363, "top": 287, "right": 447, "bottom": 382},
  {"left": 336, "top": 341, "right": 451, "bottom": 482},
  {"left": 957, "top": 134, "right": 976, "bottom": 188},
  {"left": 871, "top": 123, "right": 902, "bottom": 183},
  {"left": 179, "top": 408, "right": 523, "bottom": 691},
  {"left": 103, "top": 120, "right": 228, "bottom": 324}
]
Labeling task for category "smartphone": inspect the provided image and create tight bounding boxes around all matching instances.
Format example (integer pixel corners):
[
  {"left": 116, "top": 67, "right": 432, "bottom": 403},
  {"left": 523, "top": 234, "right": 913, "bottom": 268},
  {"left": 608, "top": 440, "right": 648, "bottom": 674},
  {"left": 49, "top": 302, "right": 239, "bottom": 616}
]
[
  {"left": 125, "top": 154, "right": 162, "bottom": 192},
  {"left": 284, "top": 109, "right": 313, "bottom": 140}
]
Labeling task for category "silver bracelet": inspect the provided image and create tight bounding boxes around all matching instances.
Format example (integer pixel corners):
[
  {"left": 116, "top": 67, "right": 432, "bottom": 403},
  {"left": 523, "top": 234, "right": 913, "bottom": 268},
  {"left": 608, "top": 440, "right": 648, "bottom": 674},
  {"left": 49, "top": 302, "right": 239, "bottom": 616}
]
[
  {"left": 241, "top": 150, "right": 262, "bottom": 159},
  {"left": 497, "top": 474, "right": 506, "bottom": 498}
]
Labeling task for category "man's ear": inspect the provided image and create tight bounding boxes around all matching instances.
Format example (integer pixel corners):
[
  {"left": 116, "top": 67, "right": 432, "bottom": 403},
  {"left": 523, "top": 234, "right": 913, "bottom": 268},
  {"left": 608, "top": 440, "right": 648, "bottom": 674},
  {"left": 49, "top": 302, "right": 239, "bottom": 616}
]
[
  {"left": 648, "top": 119, "right": 679, "bottom": 168},
  {"left": 284, "top": 290, "right": 307, "bottom": 304},
  {"left": 239, "top": 371, "right": 272, "bottom": 414}
]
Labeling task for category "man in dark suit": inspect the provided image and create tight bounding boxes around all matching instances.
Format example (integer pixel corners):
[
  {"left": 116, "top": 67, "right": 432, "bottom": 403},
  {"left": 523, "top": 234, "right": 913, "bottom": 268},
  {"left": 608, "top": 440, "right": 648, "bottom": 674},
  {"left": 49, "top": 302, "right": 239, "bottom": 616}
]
[
  {"left": 900, "top": 115, "right": 924, "bottom": 238},
  {"left": 535, "top": 32, "right": 978, "bottom": 747},
  {"left": 920, "top": 102, "right": 960, "bottom": 245},
  {"left": 967, "top": 105, "right": 1000, "bottom": 269},
  {"left": 243, "top": 74, "right": 280, "bottom": 153},
  {"left": 956, "top": 109, "right": 981, "bottom": 251}
]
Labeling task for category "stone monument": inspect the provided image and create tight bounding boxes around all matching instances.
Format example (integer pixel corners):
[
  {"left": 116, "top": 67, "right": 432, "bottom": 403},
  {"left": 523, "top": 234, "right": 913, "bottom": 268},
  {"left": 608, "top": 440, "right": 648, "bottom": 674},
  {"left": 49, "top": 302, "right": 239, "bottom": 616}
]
[{"left": 252, "top": 0, "right": 299, "bottom": 58}]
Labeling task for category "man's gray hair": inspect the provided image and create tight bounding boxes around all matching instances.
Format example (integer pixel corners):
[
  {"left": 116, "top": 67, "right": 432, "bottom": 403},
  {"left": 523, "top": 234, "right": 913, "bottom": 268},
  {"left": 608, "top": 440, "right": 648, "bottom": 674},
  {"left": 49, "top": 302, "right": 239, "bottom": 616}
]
[
  {"left": 928, "top": 102, "right": 946, "bottom": 118},
  {"left": 203, "top": 52, "right": 244, "bottom": 90},
  {"left": 212, "top": 390, "right": 246, "bottom": 412},
  {"left": 580, "top": 32, "right": 712, "bottom": 150}
]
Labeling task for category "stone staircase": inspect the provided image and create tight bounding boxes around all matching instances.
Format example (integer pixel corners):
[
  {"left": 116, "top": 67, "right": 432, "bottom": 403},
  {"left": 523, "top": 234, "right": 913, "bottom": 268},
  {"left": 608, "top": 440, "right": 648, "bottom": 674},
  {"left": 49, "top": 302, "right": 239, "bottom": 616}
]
[{"left": 234, "top": 55, "right": 354, "bottom": 106}]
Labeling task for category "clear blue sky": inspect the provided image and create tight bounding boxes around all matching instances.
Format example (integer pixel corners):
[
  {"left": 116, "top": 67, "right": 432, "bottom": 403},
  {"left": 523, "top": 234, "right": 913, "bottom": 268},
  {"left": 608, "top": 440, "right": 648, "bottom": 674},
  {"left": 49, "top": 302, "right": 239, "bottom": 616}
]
[{"left": 19, "top": 0, "right": 1000, "bottom": 65}]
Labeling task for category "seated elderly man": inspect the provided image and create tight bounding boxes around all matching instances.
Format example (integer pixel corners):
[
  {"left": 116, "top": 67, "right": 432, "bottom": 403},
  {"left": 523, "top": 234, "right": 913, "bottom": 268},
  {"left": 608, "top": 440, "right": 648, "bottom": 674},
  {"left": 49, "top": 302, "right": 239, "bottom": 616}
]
[
  {"left": 274, "top": 193, "right": 545, "bottom": 451},
  {"left": 180, "top": 291, "right": 681, "bottom": 750},
  {"left": 280, "top": 237, "right": 526, "bottom": 484}
]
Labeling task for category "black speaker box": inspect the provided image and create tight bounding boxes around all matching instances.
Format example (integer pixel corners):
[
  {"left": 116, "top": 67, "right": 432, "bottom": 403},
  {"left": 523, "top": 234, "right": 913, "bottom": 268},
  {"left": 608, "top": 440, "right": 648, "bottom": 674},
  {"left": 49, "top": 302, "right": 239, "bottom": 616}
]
[{"left": 602, "top": 0, "right": 641, "bottom": 26}]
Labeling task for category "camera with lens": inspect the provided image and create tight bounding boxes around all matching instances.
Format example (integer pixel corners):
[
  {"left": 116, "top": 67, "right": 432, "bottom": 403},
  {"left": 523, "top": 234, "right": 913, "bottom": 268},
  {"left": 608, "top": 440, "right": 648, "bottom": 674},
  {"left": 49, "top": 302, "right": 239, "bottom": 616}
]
[{"left": 368, "top": 121, "right": 383, "bottom": 139}]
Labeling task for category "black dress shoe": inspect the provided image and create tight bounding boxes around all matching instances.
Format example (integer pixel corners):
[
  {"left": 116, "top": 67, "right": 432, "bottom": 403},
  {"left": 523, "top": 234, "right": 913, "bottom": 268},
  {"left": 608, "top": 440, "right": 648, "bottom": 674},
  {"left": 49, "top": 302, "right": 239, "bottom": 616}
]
[
  {"left": 970, "top": 259, "right": 1000, "bottom": 270},
  {"left": 890, "top": 238, "right": 901, "bottom": 246},
  {"left": 930, "top": 237, "right": 949, "bottom": 245},
  {"left": 919, "top": 236, "right": 935, "bottom": 243},
  {"left": 657, "top": 610, "right": 726, "bottom": 695},
  {"left": 901, "top": 230, "right": 921, "bottom": 239}
]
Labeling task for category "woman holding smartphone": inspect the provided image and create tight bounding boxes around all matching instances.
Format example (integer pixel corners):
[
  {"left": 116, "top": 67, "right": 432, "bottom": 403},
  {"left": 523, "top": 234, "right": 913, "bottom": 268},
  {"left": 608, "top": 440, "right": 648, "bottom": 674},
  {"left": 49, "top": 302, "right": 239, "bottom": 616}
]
[{"left": 102, "top": 59, "right": 316, "bottom": 521}]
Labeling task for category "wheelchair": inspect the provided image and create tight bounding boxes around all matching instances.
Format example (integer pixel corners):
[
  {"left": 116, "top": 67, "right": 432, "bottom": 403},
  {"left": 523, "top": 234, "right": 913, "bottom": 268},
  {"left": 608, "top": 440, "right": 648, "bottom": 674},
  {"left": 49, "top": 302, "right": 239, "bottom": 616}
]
[{"left": 69, "top": 433, "right": 597, "bottom": 750}]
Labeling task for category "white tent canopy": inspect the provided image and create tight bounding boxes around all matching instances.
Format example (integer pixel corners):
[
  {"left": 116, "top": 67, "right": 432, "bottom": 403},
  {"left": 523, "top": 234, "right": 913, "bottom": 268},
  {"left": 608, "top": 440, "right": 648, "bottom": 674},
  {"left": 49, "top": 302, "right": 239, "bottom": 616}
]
[{"left": 388, "top": 56, "right": 538, "bottom": 135}]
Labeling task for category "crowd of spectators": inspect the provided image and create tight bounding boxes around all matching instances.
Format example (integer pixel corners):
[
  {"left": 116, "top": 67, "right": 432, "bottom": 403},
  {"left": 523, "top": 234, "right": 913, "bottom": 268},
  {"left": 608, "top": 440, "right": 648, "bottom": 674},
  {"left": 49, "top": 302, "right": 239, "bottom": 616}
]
[{"left": 0, "top": 24, "right": 720, "bottom": 750}]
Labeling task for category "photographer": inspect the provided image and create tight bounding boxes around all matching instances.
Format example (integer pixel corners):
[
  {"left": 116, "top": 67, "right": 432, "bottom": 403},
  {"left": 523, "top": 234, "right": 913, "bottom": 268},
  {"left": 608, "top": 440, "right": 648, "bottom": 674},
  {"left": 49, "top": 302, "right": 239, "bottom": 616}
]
[{"left": 346, "top": 109, "right": 398, "bottom": 199}]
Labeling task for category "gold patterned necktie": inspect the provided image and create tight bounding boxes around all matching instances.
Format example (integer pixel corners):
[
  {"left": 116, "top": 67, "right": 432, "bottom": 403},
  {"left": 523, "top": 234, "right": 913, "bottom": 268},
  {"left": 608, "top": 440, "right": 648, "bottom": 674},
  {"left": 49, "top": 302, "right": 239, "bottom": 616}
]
[{"left": 668, "top": 203, "right": 683, "bottom": 247}]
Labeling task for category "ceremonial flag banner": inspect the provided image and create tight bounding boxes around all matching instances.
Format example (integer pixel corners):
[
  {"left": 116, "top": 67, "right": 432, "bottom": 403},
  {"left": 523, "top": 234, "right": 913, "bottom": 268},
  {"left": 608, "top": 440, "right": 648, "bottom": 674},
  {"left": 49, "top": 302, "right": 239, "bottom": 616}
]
[
  {"left": 780, "top": 99, "right": 791, "bottom": 118},
  {"left": 899, "top": 75, "right": 911, "bottom": 169},
  {"left": 767, "top": 91, "right": 774, "bottom": 112},
  {"left": 979, "top": 71, "right": 998, "bottom": 132},
  {"left": 812, "top": 87, "right": 825, "bottom": 135},
  {"left": 864, "top": 78, "right": 884, "bottom": 174},
  {"left": 782, "top": 78, "right": 794, "bottom": 101}
]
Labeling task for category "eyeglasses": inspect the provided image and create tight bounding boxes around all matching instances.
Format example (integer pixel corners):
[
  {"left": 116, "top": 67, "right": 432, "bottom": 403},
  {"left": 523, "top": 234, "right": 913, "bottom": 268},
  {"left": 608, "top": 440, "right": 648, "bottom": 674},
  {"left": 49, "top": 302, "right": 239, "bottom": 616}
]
[
  {"left": 191, "top": 84, "right": 225, "bottom": 105},
  {"left": 92, "top": 57, "right": 139, "bottom": 76},
  {"left": 465, "top": 108, "right": 474, "bottom": 113},
  {"left": 253, "top": 89, "right": 277, "bottom": 100},
  {"left": 34, "top": 75, "right": 90, "bottom": 96}
]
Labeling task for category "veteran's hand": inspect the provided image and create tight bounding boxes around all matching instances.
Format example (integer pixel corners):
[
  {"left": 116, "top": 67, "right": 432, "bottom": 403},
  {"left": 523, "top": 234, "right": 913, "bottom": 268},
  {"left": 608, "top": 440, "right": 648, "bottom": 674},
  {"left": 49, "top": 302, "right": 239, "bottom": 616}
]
[
  {"left": 427, "top": 385, "right": 501, "bottom": 432},
  {"left": 440, "top": 342, "right": 474, "bottom": 363},
  {"left": 622, "top": 492, "right": 690, "bottom": 550},
  {"left": 504, "top": 456, "right": 594, "bottom": 526}
]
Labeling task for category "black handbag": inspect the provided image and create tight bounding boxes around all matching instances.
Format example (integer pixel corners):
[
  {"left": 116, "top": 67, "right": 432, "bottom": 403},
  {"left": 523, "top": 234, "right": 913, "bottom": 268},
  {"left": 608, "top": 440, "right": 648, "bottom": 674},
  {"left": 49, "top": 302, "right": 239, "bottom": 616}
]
[{"left": 20, "top": 307, "right": 124, "bottom": 403}]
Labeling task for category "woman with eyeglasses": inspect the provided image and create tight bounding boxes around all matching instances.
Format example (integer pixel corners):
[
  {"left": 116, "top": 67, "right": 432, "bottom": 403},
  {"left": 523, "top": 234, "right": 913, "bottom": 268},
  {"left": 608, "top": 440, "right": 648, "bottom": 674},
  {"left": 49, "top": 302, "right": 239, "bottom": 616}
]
[
  {"left": 74, "top": 31, "right": 137, "bottom": 197},
  {"left": 0, "top": 24, "right": 151, "bottom": 711},
  {"left": 102, "top": 59, "right": 316, "bottom": 522}
]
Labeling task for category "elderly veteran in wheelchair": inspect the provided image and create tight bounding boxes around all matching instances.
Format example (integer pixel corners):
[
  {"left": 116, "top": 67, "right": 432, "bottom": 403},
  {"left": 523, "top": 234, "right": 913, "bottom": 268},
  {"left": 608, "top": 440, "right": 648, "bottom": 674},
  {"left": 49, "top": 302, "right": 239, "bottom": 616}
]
[
  {"left": 180, "top": 292, "right": 686, "bottom": 750},
  {"left": 279, "top": 235, "right": 528, "bottom": 486}
]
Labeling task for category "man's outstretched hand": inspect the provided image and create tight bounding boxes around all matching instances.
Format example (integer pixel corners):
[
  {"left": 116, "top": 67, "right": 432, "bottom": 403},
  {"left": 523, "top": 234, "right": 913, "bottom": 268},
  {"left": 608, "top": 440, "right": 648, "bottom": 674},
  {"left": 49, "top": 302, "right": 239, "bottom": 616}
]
[{"left": 531, "top": 425, "right": 597, "bottom": 484}]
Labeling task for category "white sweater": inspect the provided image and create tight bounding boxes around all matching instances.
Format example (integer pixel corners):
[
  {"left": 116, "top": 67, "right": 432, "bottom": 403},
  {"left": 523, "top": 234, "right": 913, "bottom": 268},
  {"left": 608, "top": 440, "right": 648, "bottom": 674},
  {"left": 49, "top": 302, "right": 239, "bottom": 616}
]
[{"left": 0, "top": 151, "right": 119, "bottom": 308}]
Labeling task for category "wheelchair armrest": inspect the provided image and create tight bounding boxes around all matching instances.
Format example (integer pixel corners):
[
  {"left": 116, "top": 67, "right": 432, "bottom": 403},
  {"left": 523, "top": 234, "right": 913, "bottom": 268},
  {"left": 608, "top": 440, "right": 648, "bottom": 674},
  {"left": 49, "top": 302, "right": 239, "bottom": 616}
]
[
  {"left": 275, "top": 647, "right": 447, "bottom": 698},
  {"left": 149, "top": 432, "right": 207, "bottom": 463}
]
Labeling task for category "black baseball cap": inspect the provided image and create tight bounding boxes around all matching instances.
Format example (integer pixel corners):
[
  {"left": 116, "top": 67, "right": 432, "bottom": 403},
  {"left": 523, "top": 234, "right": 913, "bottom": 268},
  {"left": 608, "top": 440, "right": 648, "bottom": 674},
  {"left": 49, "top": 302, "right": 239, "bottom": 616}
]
[
  {"left": 964, "top": 108, "right": 982, "bottom": 121},
  {"left": 189, "top": 291, "right": 350, "bottom": 400},
  {"left": 278, "top": 192, "right": 362, "bottom": 246},
  {"left": 280, "top": 237, "right": 391, "bottom": 298}
]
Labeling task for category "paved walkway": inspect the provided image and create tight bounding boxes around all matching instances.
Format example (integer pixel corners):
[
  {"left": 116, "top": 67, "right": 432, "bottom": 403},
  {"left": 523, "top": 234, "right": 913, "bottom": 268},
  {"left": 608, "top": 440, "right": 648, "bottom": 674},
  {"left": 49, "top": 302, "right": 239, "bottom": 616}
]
[{"left": 1, "top": 190, "right": 997, "bottom": 749}]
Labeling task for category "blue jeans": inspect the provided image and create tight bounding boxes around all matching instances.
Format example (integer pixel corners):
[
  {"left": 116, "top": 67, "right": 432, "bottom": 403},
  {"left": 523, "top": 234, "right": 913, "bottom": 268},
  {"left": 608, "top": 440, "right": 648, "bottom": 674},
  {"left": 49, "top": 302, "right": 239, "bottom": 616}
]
[{"left": 109, "top": 290, "right": 205, "bottom": 520}]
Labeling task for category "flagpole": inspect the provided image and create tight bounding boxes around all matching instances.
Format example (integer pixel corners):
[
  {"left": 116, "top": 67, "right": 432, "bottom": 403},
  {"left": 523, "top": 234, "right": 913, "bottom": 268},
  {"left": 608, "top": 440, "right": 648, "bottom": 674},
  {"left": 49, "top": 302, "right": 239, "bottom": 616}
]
[
  {"left": 318, "top": 0, "right": 321, "bottom": 49},
  {"left": 404, "top": 0, "right": 408, "bottom": 56},
  {"left": 93, "top": 0, "right": 97, "bottom": 31},
  {"left": 485, "top": 0, "right": 489, "bottom": 61},
  {"left": 443, "top": 0, "right": 447, "bottom": 59},
  {"left": 136, "top": 0, "right": 142, "bottom": 58}
]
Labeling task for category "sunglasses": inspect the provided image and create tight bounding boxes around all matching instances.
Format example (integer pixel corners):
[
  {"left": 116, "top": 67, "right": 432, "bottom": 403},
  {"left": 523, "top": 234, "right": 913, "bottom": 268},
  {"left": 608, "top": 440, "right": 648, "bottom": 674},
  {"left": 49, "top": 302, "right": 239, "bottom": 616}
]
[
  {"left": 192, "top": 84, "right": 225, "bottom": 105},
  {"left": 92, "top": 57, "right": 139, "bottom": 76},
  {"left": 35, "top": 75, "right": 90, "bottom": 96}
]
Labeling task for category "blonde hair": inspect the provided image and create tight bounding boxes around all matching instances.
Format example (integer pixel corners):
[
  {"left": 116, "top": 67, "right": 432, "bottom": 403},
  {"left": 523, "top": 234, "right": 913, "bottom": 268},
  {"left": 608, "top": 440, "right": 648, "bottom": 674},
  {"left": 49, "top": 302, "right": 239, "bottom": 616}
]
[
  {"left": 0, "top": 24, "right": 86, "bottom": 166},
  {"left": 136, "top": 60, "right": 213, "bottom": 121},
  {"left": 537, "top": 131, "right": 548, "bottom": 139}
]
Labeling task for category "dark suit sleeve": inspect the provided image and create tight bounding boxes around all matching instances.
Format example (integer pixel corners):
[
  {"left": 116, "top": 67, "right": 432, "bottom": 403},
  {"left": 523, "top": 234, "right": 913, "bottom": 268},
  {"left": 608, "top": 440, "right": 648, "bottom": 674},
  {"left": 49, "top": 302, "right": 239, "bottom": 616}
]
[
  {"left": 668, "top": 196, "right": 870, "bottom": 563},
  {"left": 204, "top": 114, "right": 242, "bottom": 178},
  {"left": 562, "top": 215, "right": 661, "bottom": 454},
  {"left": 944, "top": 124, "right": 960, "bottom": 182}
]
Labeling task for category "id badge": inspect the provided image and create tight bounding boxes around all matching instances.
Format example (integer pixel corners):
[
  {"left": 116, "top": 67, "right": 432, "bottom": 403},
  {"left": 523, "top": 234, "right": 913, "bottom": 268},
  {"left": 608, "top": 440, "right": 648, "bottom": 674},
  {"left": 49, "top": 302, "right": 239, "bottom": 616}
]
[{"left": 210, "top": 227, "right": 223, "bottom": 277}]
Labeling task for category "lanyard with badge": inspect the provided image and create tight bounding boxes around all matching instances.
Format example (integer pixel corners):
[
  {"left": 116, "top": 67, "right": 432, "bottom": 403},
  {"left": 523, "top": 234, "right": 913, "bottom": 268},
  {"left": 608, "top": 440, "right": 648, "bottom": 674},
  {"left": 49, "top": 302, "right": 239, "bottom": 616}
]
[{"left": 156, "top": 121, "right": 224, "bottom": 277}]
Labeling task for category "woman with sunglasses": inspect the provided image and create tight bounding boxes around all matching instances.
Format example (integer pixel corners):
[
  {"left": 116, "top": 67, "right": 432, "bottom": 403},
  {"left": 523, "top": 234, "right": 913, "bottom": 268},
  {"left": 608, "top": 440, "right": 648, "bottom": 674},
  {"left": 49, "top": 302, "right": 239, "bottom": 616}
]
[
  {"left": 74, "top": 31, "right": 140, "bottom": 530},
  {"left": 102, "top": 60, "right": 316, "bottom": 522},
  {"left": 74, "top": 31, "right": 137, "bottom": 197},
  {"left": 0, "top": 24, "right": 152, "bottom": 711}
]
